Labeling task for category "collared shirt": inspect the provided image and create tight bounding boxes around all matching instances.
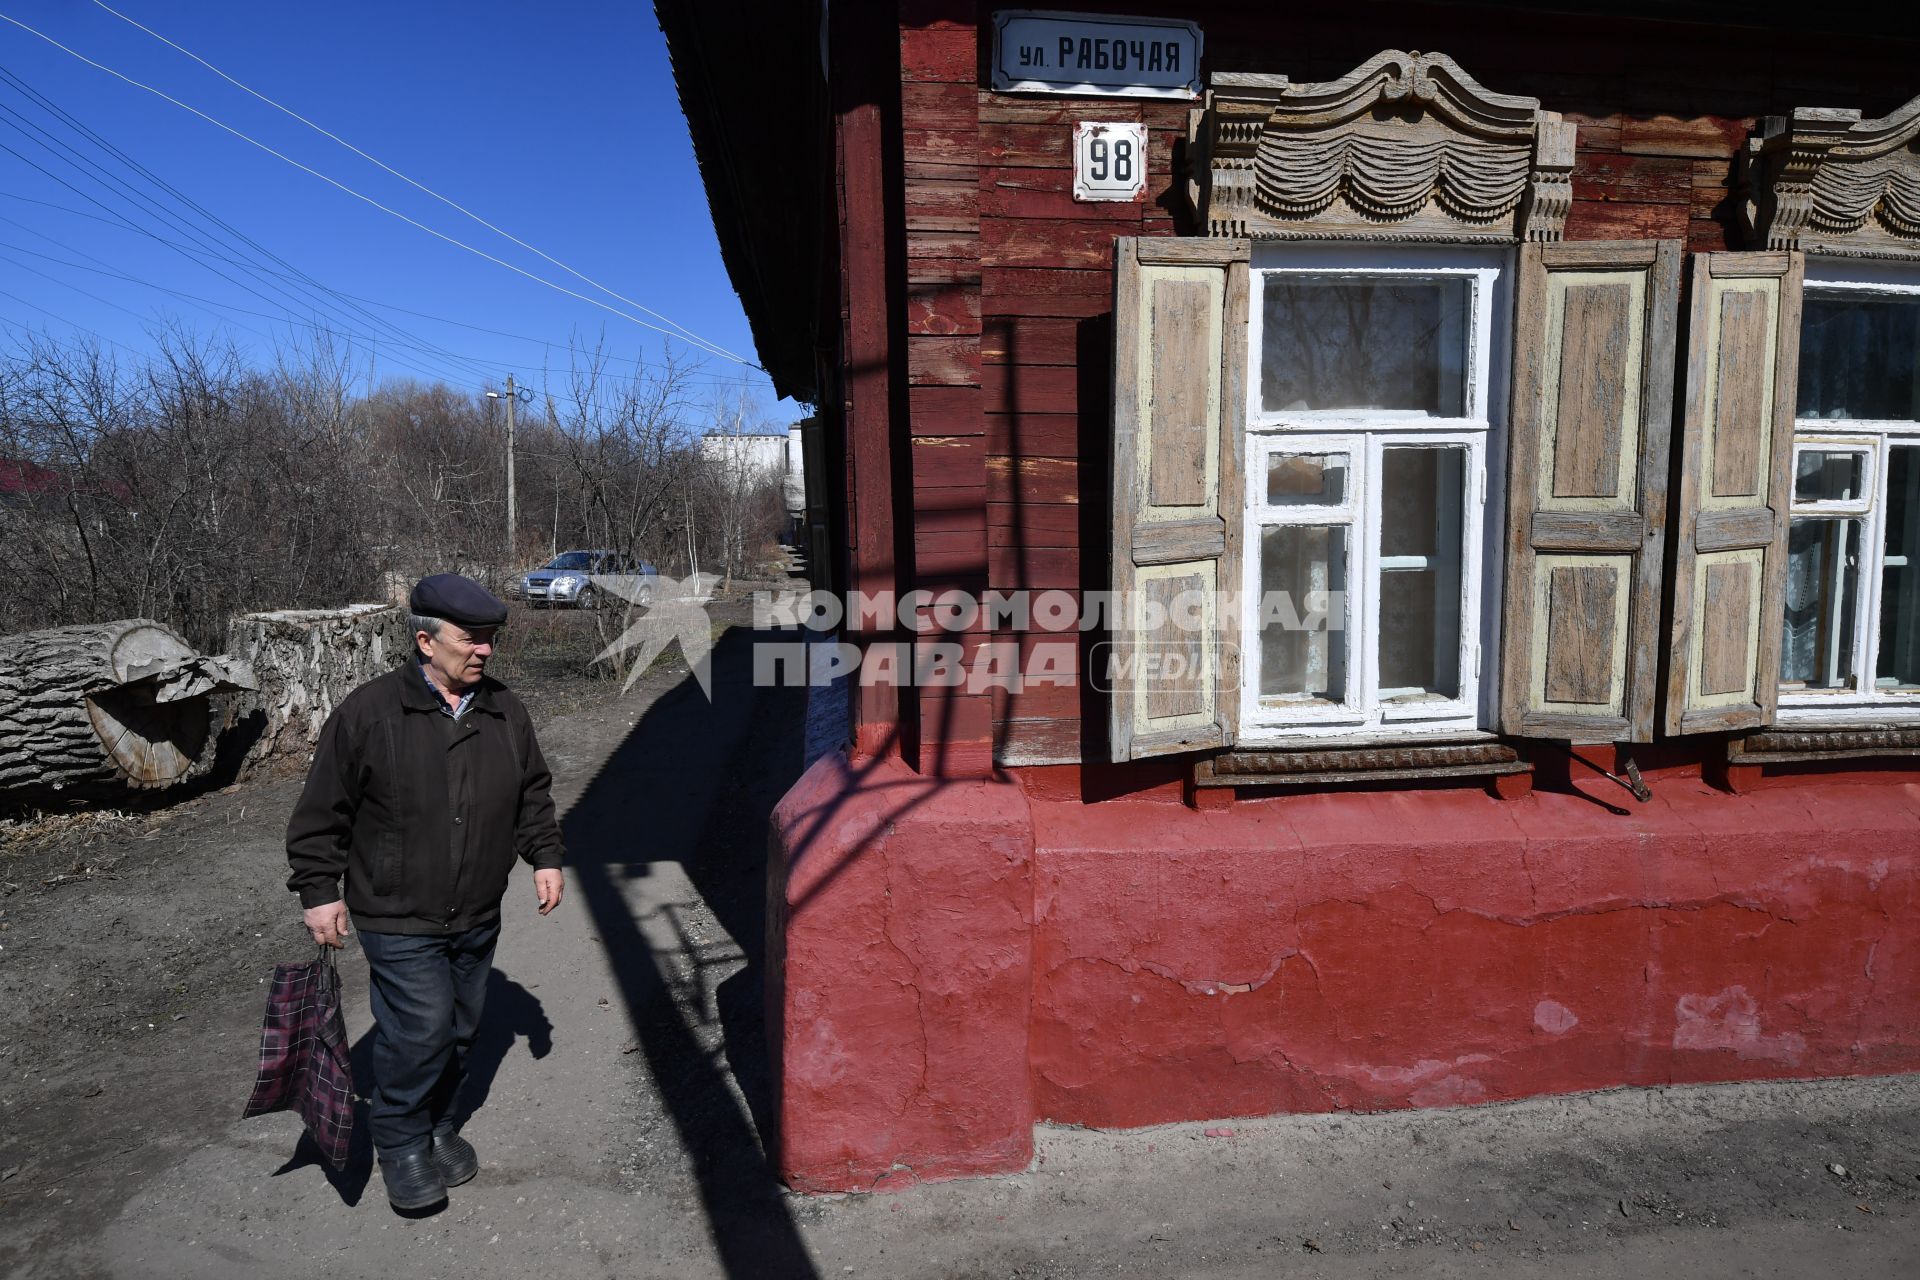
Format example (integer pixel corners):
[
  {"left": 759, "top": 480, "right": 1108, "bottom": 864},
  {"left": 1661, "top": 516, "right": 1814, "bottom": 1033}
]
[{"left": 418, "top": 658, "right": 475, "bottom": 720}]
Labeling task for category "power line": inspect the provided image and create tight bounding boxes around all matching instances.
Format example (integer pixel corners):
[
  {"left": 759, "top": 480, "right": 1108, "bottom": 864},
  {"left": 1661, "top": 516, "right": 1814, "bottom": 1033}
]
[
  {"left": 0, "top": 188, "right": 768, "bottom": 389},
  {"left": 87, "top": 0, "right": 752, "bottom": 366},
  {"left": 0, "top": 7, "right": 764, "bottom": 370},
  {"left": 0, "top": 79, "right": 496, "bottom": 386}
]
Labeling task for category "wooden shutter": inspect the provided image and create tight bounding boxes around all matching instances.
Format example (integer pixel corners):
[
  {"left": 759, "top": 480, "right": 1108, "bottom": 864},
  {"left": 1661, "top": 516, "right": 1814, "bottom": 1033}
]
[
  {"left": 1109, "top": 238, "right": 1249, "bottom": 760},
  {"left": 1500, "top": 241, "right": 1682, "bottom": 743},
  {"left": 1664, "top": 251, "right": 1804, "bottom": 735}
]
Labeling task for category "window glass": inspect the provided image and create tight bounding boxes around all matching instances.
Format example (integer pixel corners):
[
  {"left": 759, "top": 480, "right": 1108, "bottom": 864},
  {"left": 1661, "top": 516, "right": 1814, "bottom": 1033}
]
[
  {"left": 1798, "top": 294, "right": 1920, "bottom": 421},
  {"left": 1265, "top": 453, "right": 1346, "bottom": 505},
  {"left": 1880, "top": 446, "right": 1920, "bottom": 689},
  {"left": 1378, "top": 448, "right": 1464, "bottom": 701},
  {"left": 1259, "top": 525, "right": 1347, "bottom": 703},
  {"left": 1260, "top": 278, "right": 1468, "bottom": 415},
  {"left": 1793, "top": 450, "right": 1865, "bottom": 504},
  {"left": 1781, "top": 518, "right": 1861, "bottom": 689}
]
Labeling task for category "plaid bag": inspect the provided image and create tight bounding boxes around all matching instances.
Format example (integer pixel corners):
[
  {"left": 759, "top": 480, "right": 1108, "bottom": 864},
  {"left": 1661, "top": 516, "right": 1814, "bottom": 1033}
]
[{"left": 243, "top": 946, "right": 355, "bottom": 1169}]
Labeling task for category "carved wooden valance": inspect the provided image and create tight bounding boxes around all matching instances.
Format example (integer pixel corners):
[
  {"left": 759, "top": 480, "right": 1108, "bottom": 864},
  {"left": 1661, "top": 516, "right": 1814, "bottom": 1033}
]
[
  {"left": 1190, "top": 51, "right": 1575, "bottom": 242},
  {"left": 1744, "top": 96, "right": 1920, "bottom": 257}
]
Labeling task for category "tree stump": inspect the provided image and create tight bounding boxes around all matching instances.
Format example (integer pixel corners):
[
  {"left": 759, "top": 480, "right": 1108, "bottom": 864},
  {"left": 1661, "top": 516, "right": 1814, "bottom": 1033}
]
[
  {"left": 0, "top": 619, "right": 256, "bottom": 803},
  {"left": 224, "top": 605, "right": 410, "bottom": 767}
]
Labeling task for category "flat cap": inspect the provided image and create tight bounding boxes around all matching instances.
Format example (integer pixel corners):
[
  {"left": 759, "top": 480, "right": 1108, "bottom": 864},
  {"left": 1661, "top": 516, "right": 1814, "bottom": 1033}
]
[{"left": 409, "top": 573, "right": 508, "bottom": 627}]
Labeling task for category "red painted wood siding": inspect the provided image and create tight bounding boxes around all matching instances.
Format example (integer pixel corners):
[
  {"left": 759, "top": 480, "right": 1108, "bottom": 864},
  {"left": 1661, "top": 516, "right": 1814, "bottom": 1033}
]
[{"left": 880, "top": 4, "right": 1920, "bottom": 765}]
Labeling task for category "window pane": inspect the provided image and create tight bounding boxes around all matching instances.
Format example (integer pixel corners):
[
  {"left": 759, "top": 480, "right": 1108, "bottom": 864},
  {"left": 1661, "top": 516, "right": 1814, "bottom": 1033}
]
[
  {"left": 1793, "top": 450, "right": 1865, "bottom": 504},
  {"left": 1780, "top": 517, "right": 1861, "bottom": 689},
  {"left": 1378, "top": 448, "right": 1464, "bottom": 701},
  {"left": 1265, "top": 453, "right": 1346, "bottom": 505},
  {"left": 1260, "top": 278, "right": 1468, "bottom": 415},
  {"left": 1879, "top": 446, "right": 1920, "bottom": 689},
  {"left": 1259, "top": 524, "right": 1347, "bottom": 703},
  {"left": 1798, "top": 295, "right": 1920, "bottom": 421}
]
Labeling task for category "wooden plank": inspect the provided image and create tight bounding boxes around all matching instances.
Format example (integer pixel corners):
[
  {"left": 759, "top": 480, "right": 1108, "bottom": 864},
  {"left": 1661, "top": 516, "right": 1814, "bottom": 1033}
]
[
  {"left": 1564, "top": 201, "right": 1690, "bottom": 242},
  {"left": 1552, "top": 281, "right": 1633, "bottom": 499},
  {"left": 907, "top": 230, "right": 979, "bottom": 261},
  {"left": 981, "top": 170, "right": 1147, "bottom": 222},
  {"left": 1711, "top": 290, "right": 1772, "bottom": 499},
  {"left": 1135, "top": 240, "right": 1251, "bottom": 266},
  {"left": 1572, "top": 153, "right": 1692, "bottom": 205},
  {"left": 1530, "top": 511, "right": 1643, "bottom": 553},
  {"left": 899, "top": 80, "right": 978, "bottom": 131},
  {"left": 1565, "top": 113, "right": 1622, "bottom": 153},
  {"left": 979, "top": 98, "right": 1141, "bottom": 126},
  {"left": 909, "top": 384, "right": 983, "bottom": 436},
  {"left": 989, "top": 544, "right": 1079, "bottom": 588},
  {"left": 907, "top": 334, "right": 982, "bottom": 386},
  {"left": 1147, "top": 278, "right": 1212, "bottom": 508},
  {"left": 1688, "top": 218, "right": 1730, "bottom": 255},
  {"left": 1141, "top": 574, "right": 1207, "bottom": 722},
  {"left": 1707, "top": 252, "right": 1792, "bottom": 279},
  {"left": 1544, "top": 564, "right": 1619, "bottom": 704},
  {"left": 1618, "top": 115, "right": 1750, "bottom": 159},
  {"left": 982, "top": 315, "right": 1080, "bottom": 365},
  {"left": 1704, "top": 564, "right": 1758, "bottom": 694},
  {"left": 900, "top": 25, "right": 976, "bottom": 83},
  {"left": 905, "top": 178, "right": 980, "bottom": 233},
  {"left": 912, "top": 435, "right": 987, "bottom": 489},
  {"left": 983, "top": 363, "right": 1079, "bottom": 414},
  {"left": 1539, "top": 241, "right": 1661, "bottom": 269},
  {"left": 987, "top": 412, "right": 1080, "bottom": 457},
  {"left": 902, "top": 128, "right": 978, "bottom": 169},
  {"left": 988, "top": 501, "right": 1079, "bottom": 542},
  {"left": 982, "top": 268, "right": 1113, "bottom": 318},
  {"left": 907, "top": 283, "right": 982, "bottom": 337},
  {"left": 1132, "top": 517, "right": 1225, "bottom": 567},
  {"left": 994, "top": 716, "right": 1084, "bottom": 767},
  {"left": 983, "top": 218, "right": 1127, "bottom": 270},
  {"left": 1695, "top": 507, "right": 1777, "bottom": 552},
  {"left": 981, "top": 123, "right": 1070, "bottom": 168},
  {"left": 989, "top": 455, "right": 1080, "bottom": 505}
]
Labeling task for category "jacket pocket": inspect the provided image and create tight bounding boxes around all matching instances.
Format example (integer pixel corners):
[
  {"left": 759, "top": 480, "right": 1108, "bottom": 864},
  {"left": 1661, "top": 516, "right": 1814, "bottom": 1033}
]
[{"left": 372, "top": 828, "right": 404, "bottom": 897}]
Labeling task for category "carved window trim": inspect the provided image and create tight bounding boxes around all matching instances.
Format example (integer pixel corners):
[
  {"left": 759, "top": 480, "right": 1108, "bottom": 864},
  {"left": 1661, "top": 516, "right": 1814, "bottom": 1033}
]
[
  {"left": 1743, "top": 95, "right": 1920, "bottom": 259},
  {"left": 1190, "top": 51, "right": 1575, "bottom": 244},
  {"left": 1729, "top": 725, "right": 1920, "bottom": 765},
  {"left": 1193, "top": 737, "right": 1528, "bottom": 789}
]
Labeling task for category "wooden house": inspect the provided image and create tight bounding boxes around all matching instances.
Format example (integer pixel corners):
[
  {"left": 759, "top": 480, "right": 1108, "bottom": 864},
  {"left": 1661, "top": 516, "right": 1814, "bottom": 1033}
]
[{"left": 658, "top": 0, "right": 1920, "bottom": 1191}]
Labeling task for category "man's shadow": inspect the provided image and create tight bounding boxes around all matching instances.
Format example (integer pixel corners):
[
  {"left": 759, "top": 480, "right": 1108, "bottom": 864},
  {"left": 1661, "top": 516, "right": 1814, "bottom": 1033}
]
[{"left": 270, "top": 967, "right": 552, "bottom": 1208}]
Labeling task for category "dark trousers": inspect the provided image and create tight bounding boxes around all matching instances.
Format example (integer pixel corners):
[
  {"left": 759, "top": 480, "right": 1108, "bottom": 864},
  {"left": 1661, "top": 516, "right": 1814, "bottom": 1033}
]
[{"left": 359, "top": 922, "right": 499, "bottom": 1158}]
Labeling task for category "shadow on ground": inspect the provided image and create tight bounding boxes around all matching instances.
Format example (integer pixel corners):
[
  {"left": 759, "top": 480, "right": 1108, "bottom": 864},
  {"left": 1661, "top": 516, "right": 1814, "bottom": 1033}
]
[{"left": 562, "top": 625, "right": 816, "bottom": 1279}]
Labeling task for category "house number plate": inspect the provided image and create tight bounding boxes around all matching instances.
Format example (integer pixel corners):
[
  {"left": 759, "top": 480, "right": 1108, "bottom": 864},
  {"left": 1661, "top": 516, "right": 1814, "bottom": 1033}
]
[{"left": 1073, "top": 121, "right": 1146, "bottom": 202}]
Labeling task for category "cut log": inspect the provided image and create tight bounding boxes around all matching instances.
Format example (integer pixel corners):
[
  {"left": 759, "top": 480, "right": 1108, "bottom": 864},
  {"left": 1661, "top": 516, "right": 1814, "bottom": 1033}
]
[
  {"left": 224, "top": 604, "right": 409, "bottom": 767},
  {"left": 0, "top": 619, "right": 256, "bottom": 801}
]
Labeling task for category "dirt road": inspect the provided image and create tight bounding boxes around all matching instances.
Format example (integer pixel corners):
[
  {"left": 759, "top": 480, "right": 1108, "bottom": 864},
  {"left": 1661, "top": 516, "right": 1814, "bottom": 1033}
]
[{"left": 3, "top": 618, "right": 1918, "bottom": 1279}]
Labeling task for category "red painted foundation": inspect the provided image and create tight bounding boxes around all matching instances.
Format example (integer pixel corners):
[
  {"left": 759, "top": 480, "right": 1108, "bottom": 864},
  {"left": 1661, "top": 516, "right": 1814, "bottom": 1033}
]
[{"left": 769, "top": 756, "right": 1920, "bottom": 1192}]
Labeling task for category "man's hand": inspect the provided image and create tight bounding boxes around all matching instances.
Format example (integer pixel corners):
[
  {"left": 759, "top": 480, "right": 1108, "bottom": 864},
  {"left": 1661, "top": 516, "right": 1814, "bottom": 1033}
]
[
  {"left": 304, "top": 900, "right": 351, "bottom": 948},
  {"left": 534, "top": 868, "right": 564, "bottom": 916}
]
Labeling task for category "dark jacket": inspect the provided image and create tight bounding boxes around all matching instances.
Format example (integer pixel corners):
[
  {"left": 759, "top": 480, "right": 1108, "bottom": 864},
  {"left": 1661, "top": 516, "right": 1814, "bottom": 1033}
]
[{"left": 286, "top": 664, "right": 563, "bottom": 935}]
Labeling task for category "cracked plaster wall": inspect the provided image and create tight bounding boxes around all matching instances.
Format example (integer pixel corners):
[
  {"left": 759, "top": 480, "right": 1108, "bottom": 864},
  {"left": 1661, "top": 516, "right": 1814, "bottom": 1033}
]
[{"left": 1029, "top": 779, "right": 1920, "bottom": 1128}]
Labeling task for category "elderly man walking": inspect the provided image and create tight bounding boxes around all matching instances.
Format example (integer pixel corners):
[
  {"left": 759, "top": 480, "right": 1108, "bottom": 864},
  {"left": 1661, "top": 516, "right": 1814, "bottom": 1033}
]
[{"left": 286, "top": 573, "right": 565, "bottom": 1212}]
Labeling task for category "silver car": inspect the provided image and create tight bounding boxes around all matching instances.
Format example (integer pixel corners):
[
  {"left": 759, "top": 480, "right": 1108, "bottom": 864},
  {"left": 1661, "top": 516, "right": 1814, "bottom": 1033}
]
[{"left": 521, "top": 550, "right": 656, "bottom": 609}]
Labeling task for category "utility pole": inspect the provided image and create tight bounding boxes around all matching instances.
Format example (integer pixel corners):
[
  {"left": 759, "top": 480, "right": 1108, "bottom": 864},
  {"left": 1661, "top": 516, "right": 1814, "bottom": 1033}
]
[
  {"left": 486, "top": 375, "right": 528, "bottom": 569},
  {"left": 504, "top": 373, "right": 517, "bottom": 565}
]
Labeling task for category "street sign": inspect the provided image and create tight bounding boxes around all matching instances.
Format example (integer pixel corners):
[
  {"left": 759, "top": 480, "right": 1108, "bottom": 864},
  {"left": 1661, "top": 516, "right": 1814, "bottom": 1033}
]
[
  {"left": 991, "top": 11, "right": 1202, "bottom": 99},
  {"left": 1073, "top": 122, "right": 1147, "bottom": 202}
]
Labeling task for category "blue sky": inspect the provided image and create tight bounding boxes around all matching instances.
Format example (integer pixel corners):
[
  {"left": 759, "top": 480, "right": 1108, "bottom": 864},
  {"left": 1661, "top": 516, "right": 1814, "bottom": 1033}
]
[{"left": 0, "top": 0, "right": 785, "bottom": 418}]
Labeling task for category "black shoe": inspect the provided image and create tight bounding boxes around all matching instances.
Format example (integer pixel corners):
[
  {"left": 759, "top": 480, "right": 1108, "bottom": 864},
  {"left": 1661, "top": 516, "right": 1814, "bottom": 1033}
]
[
  {"left": 430, "top": 1133, "right": 478, "bottom": 1187},
  {"left": 378, "top": 1150, "right": 448, "bottom": 1211}
]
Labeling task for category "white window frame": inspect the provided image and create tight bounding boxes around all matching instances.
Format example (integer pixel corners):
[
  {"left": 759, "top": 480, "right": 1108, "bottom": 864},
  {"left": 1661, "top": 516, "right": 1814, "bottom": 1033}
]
[
  {"left": 1778, "top": 259, "right": 1920, "bottom": 724},
  {"left": 1238, "top": 245, "right": 1510, "bottom": 744}
]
